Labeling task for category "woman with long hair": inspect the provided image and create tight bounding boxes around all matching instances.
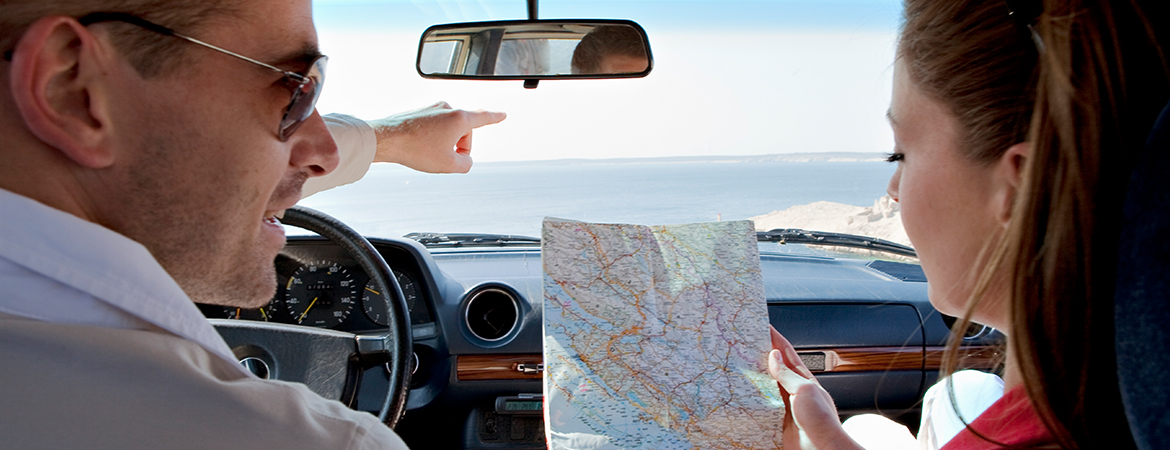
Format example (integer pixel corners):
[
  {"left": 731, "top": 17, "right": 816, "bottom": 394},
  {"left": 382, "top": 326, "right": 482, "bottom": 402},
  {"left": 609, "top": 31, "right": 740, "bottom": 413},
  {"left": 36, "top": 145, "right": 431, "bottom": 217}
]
[{"left": 768, "top": 0, "right": 1169, "bottom": 448}]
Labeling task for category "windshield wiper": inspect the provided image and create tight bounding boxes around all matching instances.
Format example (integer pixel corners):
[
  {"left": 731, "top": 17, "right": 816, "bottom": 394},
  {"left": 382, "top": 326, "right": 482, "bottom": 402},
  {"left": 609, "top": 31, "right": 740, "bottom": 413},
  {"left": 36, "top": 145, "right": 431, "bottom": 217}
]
[
  {"left": 756, "top": 228, "right": 917, "bottom": 258},
  {"left": 404, "top": 232, "right": 542, "bottom": 248},
  {"left": 405, "top": 230, "right": 915, "bottom": 257}
]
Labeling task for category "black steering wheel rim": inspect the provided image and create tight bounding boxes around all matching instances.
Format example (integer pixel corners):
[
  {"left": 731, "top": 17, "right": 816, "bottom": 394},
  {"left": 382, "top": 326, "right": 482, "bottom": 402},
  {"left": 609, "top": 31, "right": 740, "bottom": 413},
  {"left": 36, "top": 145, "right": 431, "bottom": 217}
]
[{"left": 279, "top": 206, "right": 413, "bottom": 426}]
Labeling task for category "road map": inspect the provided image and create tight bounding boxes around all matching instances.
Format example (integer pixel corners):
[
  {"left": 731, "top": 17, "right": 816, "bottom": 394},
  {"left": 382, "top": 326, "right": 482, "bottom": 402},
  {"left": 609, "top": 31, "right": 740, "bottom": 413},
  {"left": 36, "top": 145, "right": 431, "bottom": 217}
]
[{"left": 542, "top": 218, "right": 784, "bottom": 450}]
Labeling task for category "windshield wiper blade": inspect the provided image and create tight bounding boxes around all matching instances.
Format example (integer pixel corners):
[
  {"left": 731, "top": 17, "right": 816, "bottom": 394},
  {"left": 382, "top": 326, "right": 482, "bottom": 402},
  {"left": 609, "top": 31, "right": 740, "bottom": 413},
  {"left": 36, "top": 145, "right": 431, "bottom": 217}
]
[
  {"left": 756, "top": 228, "right": 917, "bottom": 258},
  {"left": 404, "top": 232, "right": 542, "bottom": 248},
  {"left": 405, "top": 230, "right": 915, "bottom": 256}
]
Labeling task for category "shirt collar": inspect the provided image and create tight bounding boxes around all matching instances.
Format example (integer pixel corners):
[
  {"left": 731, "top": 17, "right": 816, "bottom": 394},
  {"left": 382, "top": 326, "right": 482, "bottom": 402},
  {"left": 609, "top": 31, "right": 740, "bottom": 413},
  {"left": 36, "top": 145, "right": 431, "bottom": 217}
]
[{"left": 0, "top": 188, "right": 251, "bottom": 377}]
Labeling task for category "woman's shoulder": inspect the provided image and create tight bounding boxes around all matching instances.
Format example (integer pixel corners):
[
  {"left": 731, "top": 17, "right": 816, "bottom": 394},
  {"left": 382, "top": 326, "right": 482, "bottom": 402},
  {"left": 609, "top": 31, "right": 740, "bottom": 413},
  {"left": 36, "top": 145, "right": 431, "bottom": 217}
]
[
  {"left": 920, "top": 370, "right": 1006, "bottom": 449},
  {"left": 941, "top": 386, "right": 1055, "bottom": 449}
]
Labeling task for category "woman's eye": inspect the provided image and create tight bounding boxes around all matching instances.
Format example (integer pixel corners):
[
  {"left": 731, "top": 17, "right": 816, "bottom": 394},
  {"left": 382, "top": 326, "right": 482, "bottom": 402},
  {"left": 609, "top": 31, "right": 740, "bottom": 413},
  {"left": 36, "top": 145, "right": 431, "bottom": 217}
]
[{"left": 884, "top": 152, "right": 905, "bottom": 163}]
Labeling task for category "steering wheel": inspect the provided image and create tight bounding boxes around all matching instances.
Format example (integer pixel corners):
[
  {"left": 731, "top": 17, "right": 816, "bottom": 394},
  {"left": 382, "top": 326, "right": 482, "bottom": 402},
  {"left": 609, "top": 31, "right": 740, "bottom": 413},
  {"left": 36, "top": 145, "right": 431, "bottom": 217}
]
[{"left": 210, "top": 206, "right": 412, "bottom": 427}]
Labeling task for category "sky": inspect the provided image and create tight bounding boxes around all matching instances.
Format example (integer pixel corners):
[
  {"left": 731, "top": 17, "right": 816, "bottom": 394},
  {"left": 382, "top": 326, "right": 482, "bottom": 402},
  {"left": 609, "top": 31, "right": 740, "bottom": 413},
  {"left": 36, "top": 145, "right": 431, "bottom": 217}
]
[{"left": 312, "top": 0, "right": 904, "bottom": 162}]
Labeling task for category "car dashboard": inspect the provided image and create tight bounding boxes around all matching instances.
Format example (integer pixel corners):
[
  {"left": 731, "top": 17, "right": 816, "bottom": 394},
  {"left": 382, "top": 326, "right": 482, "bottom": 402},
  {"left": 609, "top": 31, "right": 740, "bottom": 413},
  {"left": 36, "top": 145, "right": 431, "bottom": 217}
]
[{"left": 203, "top": 235, "right": 1001, "bottom": 449}]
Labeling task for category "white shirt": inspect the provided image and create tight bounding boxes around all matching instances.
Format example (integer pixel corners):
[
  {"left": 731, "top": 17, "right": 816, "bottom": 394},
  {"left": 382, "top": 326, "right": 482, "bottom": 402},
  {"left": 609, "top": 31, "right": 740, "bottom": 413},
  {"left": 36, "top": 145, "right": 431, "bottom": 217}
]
[
  {"left": 0, "top": 113, "right": 376, "bottom": 374},
  {"left": 918, "top": 370, "right": 1005, "bottom": 449},
  {"left": 306, "top": 113, "right": 379, "bottom": 197},
  {"left": 840, "top": 370, "right": 1005, "bottom": 450}
]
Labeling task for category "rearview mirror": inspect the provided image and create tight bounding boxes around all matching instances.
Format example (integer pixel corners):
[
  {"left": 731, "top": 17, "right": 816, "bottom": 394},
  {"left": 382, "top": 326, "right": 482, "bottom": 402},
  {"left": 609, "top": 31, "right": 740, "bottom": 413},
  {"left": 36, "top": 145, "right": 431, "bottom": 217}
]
[{"left": 417, "top": 20, "right": 653, "bottom": 80}]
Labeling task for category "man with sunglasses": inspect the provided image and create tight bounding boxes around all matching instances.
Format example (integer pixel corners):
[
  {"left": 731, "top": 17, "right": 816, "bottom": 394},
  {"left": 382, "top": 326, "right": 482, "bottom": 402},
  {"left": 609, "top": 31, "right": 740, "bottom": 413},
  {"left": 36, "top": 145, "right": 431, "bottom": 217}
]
[{"left": 0, "top": 1, "right": 499, "bottom": 448}]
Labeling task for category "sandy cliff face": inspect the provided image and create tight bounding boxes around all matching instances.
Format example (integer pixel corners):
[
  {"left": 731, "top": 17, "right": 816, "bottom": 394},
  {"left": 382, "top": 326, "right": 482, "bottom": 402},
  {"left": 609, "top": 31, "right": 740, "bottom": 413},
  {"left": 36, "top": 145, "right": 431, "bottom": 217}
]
[{"left": 749, "top": 195, "right": 909, "bottom": 246}]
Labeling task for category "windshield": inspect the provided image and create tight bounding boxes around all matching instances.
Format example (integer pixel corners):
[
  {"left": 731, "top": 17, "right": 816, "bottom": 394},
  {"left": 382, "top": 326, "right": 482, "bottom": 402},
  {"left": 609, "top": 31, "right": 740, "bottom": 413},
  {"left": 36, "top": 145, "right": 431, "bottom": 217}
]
[{"left": 301, "top": 0, "right": 906, "bottom": 251}]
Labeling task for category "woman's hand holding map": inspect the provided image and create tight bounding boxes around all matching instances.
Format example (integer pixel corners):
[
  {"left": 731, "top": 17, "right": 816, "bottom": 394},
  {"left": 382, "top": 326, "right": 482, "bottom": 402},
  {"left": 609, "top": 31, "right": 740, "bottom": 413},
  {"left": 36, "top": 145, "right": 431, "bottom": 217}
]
[{"left": 768, "top": 326, "right": 864, "bottom": 450}]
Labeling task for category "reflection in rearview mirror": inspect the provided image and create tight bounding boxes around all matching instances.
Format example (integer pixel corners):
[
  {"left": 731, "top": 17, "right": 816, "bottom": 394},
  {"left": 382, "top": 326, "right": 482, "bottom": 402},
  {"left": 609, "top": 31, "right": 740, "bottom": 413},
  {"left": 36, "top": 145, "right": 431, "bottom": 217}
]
[
  {"left": 570, "top": 25, "right": 650, "bottom": 75},
  {"left": 417, "top": 20, "right": 652, "bottom": 79}
]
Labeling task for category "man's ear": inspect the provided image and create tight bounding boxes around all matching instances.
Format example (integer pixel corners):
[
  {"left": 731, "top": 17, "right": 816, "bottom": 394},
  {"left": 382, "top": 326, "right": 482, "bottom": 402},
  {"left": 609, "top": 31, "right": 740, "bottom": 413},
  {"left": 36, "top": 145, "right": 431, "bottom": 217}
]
[
  {"left": 8, "top": 16, "right": 115, "bottom": 168},
  {"left": 992, "top": 142, "right": 1031, "bottom": 227}
]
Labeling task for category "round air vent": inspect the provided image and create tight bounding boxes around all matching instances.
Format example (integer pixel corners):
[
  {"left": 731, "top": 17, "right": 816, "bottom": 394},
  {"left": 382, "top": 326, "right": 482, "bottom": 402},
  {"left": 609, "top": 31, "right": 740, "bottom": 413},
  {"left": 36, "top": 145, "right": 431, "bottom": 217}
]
[{"left": 464, "top": 288, "right": 520, "bottom": 342}]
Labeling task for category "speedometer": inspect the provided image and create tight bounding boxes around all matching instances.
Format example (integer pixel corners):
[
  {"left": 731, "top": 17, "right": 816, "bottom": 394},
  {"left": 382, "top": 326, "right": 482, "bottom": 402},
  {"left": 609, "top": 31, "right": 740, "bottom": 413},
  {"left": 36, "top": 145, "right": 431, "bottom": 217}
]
[{"left": 285, "top": 260, "right": 357, "bottom": 327}]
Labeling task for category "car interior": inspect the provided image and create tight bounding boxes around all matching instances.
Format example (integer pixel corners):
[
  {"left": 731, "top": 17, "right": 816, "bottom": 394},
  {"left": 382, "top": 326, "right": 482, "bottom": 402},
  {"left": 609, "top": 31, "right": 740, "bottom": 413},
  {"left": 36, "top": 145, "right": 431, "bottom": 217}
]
[{"left": 194, "top": 1, "right": 1011, "bottom": 448}]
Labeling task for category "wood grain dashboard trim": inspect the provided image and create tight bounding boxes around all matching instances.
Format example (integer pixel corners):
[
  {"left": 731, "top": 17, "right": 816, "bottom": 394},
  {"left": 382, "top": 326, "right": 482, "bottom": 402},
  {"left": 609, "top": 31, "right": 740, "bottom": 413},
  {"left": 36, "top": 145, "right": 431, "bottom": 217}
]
[
  {"left": 457, "top": 354, "right": 544, "bottom": 381},
  {"left": 455, "top": 346, "right": 999, "bottom": 380},
  {"left": 797, "top": 345, "right": 1000, "bottom": 373}
]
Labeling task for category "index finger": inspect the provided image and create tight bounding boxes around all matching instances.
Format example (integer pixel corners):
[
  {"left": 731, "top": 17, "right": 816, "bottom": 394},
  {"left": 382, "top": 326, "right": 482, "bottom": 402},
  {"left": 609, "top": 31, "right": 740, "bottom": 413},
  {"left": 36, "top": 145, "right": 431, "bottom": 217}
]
[{"left": 466, "top": 110, "right": 507, "bottom": 129}]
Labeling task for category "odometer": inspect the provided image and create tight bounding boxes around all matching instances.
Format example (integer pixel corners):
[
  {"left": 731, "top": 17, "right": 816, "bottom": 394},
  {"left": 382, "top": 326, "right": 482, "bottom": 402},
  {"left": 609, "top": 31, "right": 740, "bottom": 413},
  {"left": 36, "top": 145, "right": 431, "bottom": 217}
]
[{"left": 285, "top": 260, "right": 357, "bottom": 327}]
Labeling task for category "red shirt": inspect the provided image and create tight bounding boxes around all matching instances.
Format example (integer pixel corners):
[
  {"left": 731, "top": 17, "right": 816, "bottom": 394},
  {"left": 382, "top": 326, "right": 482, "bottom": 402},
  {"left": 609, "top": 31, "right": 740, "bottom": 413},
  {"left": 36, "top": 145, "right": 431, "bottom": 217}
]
[{"left": 941, "top": 386, "right": 1056, "bottom": 449}]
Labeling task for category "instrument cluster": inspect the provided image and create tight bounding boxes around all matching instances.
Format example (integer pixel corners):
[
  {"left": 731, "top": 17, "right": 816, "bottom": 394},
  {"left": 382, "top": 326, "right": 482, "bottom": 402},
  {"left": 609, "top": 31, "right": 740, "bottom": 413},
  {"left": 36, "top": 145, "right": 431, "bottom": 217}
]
[{"left": 202, "top": 240, "right": 433, "bottom": 333}]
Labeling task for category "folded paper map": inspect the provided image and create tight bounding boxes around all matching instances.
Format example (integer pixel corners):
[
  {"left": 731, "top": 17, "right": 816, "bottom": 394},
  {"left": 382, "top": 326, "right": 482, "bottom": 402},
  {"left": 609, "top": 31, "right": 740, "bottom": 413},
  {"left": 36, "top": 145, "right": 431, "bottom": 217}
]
[{"left": 542, "top": 218, "right": 784, "bottom": 449}]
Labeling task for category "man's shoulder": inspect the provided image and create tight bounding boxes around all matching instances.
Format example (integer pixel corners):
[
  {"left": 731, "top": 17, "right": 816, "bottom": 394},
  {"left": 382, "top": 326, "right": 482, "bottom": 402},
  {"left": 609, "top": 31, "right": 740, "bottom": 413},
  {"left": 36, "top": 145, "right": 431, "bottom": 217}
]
[{"left": 0, "top": 315, "right": 408, "bottom": 450}]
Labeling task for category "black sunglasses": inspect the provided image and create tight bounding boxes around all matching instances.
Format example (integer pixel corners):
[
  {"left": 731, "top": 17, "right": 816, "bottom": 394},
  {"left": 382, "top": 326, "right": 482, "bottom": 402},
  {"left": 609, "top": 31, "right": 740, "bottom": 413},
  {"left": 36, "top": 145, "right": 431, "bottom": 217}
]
[{"left": 1, "top": 12, "right": 327, "bottom": 141}]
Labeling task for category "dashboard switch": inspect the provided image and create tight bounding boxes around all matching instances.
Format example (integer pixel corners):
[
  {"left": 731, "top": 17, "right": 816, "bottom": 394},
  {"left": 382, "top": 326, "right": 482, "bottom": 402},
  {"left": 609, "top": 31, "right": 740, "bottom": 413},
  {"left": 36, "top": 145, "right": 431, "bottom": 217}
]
[{"left": 515, "top": 363, "right": 544, "bottom": 374}]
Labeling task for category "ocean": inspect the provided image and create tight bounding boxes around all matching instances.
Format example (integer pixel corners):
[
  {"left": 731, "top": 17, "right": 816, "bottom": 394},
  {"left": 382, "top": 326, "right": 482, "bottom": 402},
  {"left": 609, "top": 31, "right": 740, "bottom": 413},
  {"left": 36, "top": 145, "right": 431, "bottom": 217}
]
[{"left": 297, "top": 159, "right": 897, "bottom": 239}]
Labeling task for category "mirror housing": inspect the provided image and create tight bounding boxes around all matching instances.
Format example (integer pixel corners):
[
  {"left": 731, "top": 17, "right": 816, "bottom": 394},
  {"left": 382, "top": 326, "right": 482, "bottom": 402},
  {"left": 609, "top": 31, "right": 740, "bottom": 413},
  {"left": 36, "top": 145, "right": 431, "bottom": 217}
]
[{"left": 417, "top": 20, "right": 653, "bottom": 80}]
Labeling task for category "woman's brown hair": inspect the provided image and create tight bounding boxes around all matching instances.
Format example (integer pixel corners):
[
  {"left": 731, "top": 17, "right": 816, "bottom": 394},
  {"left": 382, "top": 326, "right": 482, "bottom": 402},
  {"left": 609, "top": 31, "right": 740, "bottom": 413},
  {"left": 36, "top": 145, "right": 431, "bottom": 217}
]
[{"left": 899, "top": 0, "right": 1168, "bottom": 448}]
